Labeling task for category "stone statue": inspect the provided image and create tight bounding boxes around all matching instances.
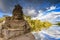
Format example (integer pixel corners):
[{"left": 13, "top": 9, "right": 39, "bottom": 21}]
[
  {"left": 0, "top": 4, "right": 35, "bottom": 40},
  {"left": 12, "top": 4, "right": 23, "bottom": 20}
]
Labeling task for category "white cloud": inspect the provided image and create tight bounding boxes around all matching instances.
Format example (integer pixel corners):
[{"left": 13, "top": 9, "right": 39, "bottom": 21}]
[
  {"left": 32, "top": 11, "right": 60, "bottom": 23},
  {"left": 43, "top": 12, "right": 60, "bottom": 21},
  {"left": 44, "top": 25, "right": 60, "bottom": 39},
  {"left": 31, "top": 10, "right": 44, "bottom": 20},
  {"left": 23, "top": 8, "right": 37, "bottom": 17},
  {"left": 47, "top": 6, "right": 56, "bottom": 11},
  {"left": 40, "top": 12, "right": 60, "bottom": 19}
]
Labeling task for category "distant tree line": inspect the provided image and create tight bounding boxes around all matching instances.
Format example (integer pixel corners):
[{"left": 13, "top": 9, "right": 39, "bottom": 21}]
[{"left": 24, "top": 15, "right": 52, "bottom": 32}]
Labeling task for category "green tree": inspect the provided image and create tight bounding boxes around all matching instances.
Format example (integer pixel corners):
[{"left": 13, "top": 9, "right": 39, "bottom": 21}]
[
  {"left": 24, "top": 15, "right": 52, "bottom": 32},
  {"left": 0, "top": 17, "right": 5, "bottom": 23},
  {"left": 55, "top": 22, "right": 60, "bottom": 26}
]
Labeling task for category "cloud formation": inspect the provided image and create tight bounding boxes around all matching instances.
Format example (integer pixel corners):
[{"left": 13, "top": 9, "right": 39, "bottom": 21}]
[
  {"left": 32, "top": 11, "right": 60, "bottom": 22},
  {"left": 47, "top": 6, "right": 56, "bottom": 11},
  {"left": 23, "top": 8, "right": 38, "bottom": 17}
]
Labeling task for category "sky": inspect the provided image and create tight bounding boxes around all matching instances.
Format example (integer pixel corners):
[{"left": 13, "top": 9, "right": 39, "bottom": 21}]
[
  {"left": 0, "top": 0, "right": 60, "bottom": 23},
  {"left": 0, "top": 0, "right": 60, "bottom": 40}
]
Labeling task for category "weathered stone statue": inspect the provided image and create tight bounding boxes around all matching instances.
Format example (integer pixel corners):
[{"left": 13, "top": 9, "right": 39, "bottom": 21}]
[{"left": 0, "top": 4, "right": 35, "bottom": 40}]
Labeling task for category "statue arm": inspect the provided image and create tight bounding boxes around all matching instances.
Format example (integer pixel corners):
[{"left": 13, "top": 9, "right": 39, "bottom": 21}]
[
  {"left": 0, "top": 23, "right": 8, "bottom": 38},
  {"left": 0, "top": 24, "right": 4, "bottom": 38},
  {"left": 25, "top": 21, "right": 31, "bottom": 32}
]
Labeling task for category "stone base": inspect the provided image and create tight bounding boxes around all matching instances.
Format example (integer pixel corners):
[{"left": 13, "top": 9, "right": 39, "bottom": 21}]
[
  {"left": 9, "top": 33, "right": 35, "bottom": 40},
  {"left": 1, "top": 29, "right": 35, "bottom": 40}
]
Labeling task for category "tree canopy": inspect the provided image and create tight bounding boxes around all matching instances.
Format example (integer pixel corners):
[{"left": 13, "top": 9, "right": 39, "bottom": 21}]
[
  {"left": 24, "top": 16, "right": 52, "bottom": 32},
  {"left": 55, "top": 22, "right": 60, "bottom": 26}
]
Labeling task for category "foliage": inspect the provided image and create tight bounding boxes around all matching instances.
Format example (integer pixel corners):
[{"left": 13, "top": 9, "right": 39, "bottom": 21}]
[
  {"left": 24, "top": 16, "right": 52, "bottom": 32},
  {"left": 0, "top": 17, "right": 5, "bottom": 23},
  {"left": 55, "top": 22, "right": 60, "bottom": 26}
]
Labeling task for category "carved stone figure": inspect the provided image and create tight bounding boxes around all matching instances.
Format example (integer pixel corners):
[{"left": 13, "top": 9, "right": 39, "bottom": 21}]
[
  {"left": 12, "top": 4, "right": 23, "bottom": 20},
  {"left": 0, "top": 4, "right": 35, "bottom": 40}
]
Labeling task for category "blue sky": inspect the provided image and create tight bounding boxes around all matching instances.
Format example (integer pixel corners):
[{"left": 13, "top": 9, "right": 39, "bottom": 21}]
[{"left": 0, "top": 0, "right": 60, "bottom": 23}]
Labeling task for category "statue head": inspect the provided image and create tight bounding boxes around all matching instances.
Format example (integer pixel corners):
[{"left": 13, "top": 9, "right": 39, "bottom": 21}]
[
  {"left": 13, "top": 4, "right": 24, "bottom": 20},
  {"left": 15, "top": 4, "right": 22, "bottom": 9}
]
